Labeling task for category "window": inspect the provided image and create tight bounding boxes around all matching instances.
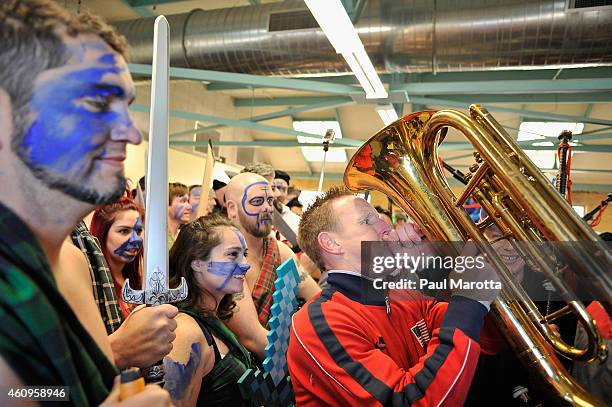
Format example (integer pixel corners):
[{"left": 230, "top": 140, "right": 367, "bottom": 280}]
[
  {"left": 293, "top": 120, "right": 347, "bottom": 163},
  {"left": 572, "top": 205, "right": 585, "bottom": 217},
  {"left": 517, "top": 121, "right": 583, "bottom": 169}
]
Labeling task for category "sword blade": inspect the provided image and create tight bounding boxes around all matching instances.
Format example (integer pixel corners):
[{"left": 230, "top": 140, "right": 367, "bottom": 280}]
[{"left": 143, "top": 15, "right": 170, "bottom": 303}]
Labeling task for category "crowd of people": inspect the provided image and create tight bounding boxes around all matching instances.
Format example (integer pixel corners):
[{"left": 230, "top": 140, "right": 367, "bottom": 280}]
[{"left": 0, "top": 1, "right": 610, "bottom": 406}]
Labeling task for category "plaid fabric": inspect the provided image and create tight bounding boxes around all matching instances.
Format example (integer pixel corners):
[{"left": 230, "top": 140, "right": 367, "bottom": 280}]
[
  {"left": 71, "top": 221, "right": 123, "bottom": 334},
  {"left": 0, "top": 203, "right": 116, "bottom": 406},
  {"left": 251, "top": 236, "right": 281, "bottom": 328}
]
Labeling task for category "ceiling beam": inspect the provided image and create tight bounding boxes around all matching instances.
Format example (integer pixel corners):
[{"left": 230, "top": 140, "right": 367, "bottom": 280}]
[
  {"left": 575, "top": 133, "right": 612, "bottom": 141},
  {"left": 169, "top": 140, "right": 360, "bottom": 148},
  {"left": 235, "top": 96, "right": 353, "bottom": 107},
  {"left": 341, "top": 0, "right": 366, "bottom": 23},
  {"left": 410, "top": 67, "right": 612, "bottom": 82},
  {"left": 234, "top": 93, "right": 612, "bottom": 107},
  {"left": 166, "top": 138, "right": 612, "bottom": 153},
  {"left": 409, "top": 97, "right": 612, "bottom": 127},
  {"left": 397, "top": 78, "right": 612, "bottom": 95},
  {"left": 119, "top": 0, "right": 156, "bottom": 17},
  {"left": 417, "top": 93, "right": 612, "bottom": 104},
  {"left": 130, "top": 104, "right": 364, "bottom": 146},
  {"left": 288, "top": 171, "right": 612, "bottom": 192},
  {"left": 170, "top": 98, "right": 354, "bottom": 139},
  {"left": 129, "top": 64, "right": 362, "bottom": 95},
  {"left": 210, "top": 68, "right": 612, "bottom": 91}
]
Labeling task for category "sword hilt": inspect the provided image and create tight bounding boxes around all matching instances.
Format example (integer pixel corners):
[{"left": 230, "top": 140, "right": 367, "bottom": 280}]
[
  {"left": 121, "top": 276, "right": 188, "bottom": 385},
  {"left": 122, "top": 275, "right": 188, "bottom": 306}
]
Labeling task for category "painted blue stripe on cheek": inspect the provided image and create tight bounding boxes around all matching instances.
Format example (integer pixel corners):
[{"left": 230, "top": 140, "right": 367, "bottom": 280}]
[{"left": 21, "top": 66, "right": 123, "bottom": 175}]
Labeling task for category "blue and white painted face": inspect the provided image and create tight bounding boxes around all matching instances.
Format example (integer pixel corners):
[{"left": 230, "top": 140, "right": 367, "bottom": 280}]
[
  {"left": 194, "top": 226, "right": 249, "bottom": 295},
  {"left": 169, "top": 194, "right": 192, "bottom": 224},
  {"left": 15, "top": 34, "right": 141, "bottom": 205},
  {"left": 106, "top": 209, "right": 143, "bottom": 265},
  {"left": 238, "top": 181, "right": 274, "bottom": 238}
]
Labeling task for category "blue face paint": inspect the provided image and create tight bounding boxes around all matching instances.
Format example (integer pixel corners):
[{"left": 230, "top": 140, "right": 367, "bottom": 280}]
[
  {"left": 21, "top": 64, "right": 129, "bottom": 175},
  {"left": 163, "top": 342, "right": 201, "bottom": 402},
  {"left": 113, "top": 216, "right": 143, "bottom": 260},
  {"left": 189, "top": 187, "right": 202, "bottom": 214},
  {"left": 241, "top": 181, "right": 274, "bottom": 231},
  {"left": 207, "top": 261, "right": 251, "bottom": 290},
  {"left": 98, "top": 53, "right": 117, "bottom": 64},
  {"left": 172, "top": 195, "right": 191, "bottom": 220},
  {"left": 17, "top": 48, "right": 136, "bottom": 205},
  {"left": 233, "top": 227, "right": 247, "bottom": 251}
]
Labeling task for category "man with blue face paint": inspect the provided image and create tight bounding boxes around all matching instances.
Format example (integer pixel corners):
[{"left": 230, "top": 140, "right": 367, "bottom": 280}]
[
  {"left": 223, "top": 172, "right": 321, "bottom": 358},
  {"left": 0, "top": 1, "right": 172, "bottom": 405}
]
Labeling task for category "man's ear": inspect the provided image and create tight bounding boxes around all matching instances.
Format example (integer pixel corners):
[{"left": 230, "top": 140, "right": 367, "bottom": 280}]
[
  {"left": 318, "top": 231, "right": 342, "bottom": 255},
  {"left": 226, "top": 199, "right": 237, "bottom": 219},
  {"left": 191, "top": 259, "right": 206, "bottom": 272}
]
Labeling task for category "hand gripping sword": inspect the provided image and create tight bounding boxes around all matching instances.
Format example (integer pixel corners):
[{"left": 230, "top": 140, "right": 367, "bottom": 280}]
[{"left": 122, "top": 15, "right": 188, "bottom": 385}]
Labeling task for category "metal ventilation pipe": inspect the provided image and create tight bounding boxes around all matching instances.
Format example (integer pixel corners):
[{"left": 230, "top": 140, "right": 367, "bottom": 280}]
[{"left": 114, "top": 0, "right": 612, "bottom": 75}]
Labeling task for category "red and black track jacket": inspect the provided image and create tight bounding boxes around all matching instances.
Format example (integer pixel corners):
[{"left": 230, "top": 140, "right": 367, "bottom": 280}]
[{"left": 287, "top": 271, "right": 496, "bottom": 407}]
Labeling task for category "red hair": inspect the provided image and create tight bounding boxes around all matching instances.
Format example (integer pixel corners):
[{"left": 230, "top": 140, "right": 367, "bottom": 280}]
[{"left": 90, "top": 196, "right": 145, "bottom": 287}]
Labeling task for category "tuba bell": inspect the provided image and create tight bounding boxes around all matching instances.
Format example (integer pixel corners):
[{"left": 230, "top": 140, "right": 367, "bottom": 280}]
[{"left": 344, "top": 105, "right": 612, "bottom": 406}]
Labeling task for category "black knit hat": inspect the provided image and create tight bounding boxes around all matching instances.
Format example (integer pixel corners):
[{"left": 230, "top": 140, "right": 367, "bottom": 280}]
[
  {"left": 212, "top": 179, "right": 227, "bottom": 191},
  {"left": 274, "top": 169, "right": 290, "bottom": 184}
]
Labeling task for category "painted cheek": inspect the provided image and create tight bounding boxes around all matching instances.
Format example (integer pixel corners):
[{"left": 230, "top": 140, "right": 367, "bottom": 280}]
[
  {"left": 22, "top": 66, "right": 122, "bottom": 175},
  {"left": 127, "top": 229, "right": 143, "bottom": 249},
  {"left": 113, "top": 235, "right": 140, "bottom": 258},
  {"left": 173, "top": 203, "right": 191, "bottom": 219}
]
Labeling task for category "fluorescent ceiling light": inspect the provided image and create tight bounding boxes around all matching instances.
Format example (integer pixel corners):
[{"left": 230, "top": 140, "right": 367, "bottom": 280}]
[
  {"left": 293, "top": 120, "right": 347, "bottom": 163},
  {"left": 518, "top": 121, "right": 583, "bottom": 170},
  {"left": 304, "top": 0, "right": 387, "bottom": 99},
  {"left": 375, "top": 104, "right": 399, "bottom": 125},
  {"left": 517, "top": 121, "right": 584, "bottom": 142}
]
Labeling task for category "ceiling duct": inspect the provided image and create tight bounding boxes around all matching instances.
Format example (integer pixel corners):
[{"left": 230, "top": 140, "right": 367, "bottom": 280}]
[{"left": 114, "top": 0, "right": 612, "bottom": 75}]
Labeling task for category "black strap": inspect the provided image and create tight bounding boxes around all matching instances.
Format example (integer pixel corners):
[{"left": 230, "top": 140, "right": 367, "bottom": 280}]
[{"left": 184, "top": 312, "right": 222, "bottom": 366}]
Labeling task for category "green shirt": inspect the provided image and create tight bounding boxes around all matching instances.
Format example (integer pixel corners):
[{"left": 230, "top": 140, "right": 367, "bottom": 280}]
[{"left": 0, "top": 202, "right": 117, "bottom": 406}]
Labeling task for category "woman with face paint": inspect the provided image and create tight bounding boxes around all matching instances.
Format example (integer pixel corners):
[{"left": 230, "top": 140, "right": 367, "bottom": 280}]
[
  {"left": 168, "top": 182, "right": 192, "bottom": 247},
  {"left": 91, "top": 196, "right": 144, "bottom": 318},
  {"left": 165, "top": 214, "right": 256, "bottom": 406}
]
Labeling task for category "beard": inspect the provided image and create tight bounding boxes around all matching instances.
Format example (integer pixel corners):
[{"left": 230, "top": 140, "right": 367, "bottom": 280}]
[
  {"left": 16, "top": 149, "right": 126, "bottom": 205},
  {"left": 238, "top": 210, "right": 272, "bottom": 238}
]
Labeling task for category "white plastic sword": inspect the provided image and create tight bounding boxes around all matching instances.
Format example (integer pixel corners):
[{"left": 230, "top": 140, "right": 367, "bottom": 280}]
[{"left": 122, "top": 15, "right": 187, "bottom": 384}]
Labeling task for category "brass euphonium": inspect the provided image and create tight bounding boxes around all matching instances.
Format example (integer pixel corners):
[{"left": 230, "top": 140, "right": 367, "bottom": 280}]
[{"left": 344, "top": 105, "right": 612, "bottom": 406}]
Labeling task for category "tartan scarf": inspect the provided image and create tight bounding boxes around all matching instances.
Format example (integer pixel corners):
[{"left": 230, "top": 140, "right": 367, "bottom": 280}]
[
  {"left": 0, "top": 203, "right": 117, "bottom": 406},
  {"left": 251, "top": 236, "right": 281, "bottom": 328},
  {"left": 71, "top": 221, "right": 123, "bottom": 334}
]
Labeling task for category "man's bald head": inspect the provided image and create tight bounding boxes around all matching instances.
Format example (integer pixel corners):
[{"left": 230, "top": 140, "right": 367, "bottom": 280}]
[
  {"left": 226, "top": 172, "right": 275, "bottom": 238},
  {"left": 226, "top": 172, "right": 268, "bottom": 203}
]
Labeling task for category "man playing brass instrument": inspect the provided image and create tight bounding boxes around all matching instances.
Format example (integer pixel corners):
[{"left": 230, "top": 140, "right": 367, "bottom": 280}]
[{"left": 287, "top": 187, "right": 502, "bottom": 406}]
